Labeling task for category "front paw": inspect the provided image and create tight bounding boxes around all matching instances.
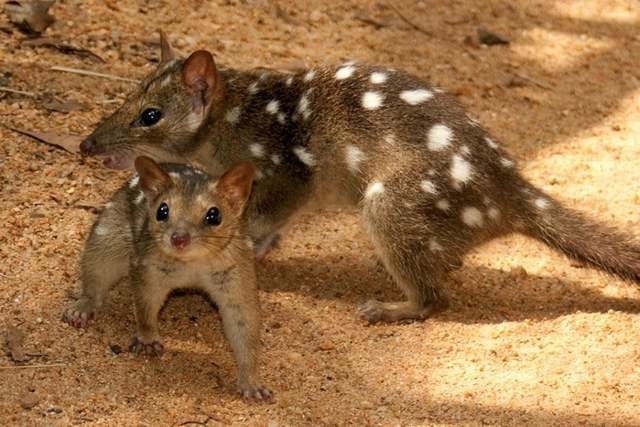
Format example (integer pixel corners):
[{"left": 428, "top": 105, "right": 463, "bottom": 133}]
[
  {"left": 239, "top": 382, "right": 273, "bottom": 402},
  {"left": 128, "top": 337, "right": 164, "bottom": 356},
  {"left": 62, "top": 306, "right": 94, "bottom": 328},
  {"left": 357, "top": 299, "right": 386, "bottom": 323}
]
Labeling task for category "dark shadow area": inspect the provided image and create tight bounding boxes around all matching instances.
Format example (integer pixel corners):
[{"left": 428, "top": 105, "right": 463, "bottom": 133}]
[
  {"left": 363, "top": 1, "right": 640, "bottom": 161},
  {"left": 258, "top": 253, "right": 640, "bottom": 324}
]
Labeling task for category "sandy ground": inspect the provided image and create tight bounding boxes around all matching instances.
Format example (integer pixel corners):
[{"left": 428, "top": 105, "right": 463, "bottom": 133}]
[{"left": 1, "top": 0, "right": 640, "bottom": 425}]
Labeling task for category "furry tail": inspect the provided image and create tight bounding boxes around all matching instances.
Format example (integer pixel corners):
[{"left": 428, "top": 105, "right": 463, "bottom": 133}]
[{"left": 517, "top": 184, "right": 640, "bottom": 284}]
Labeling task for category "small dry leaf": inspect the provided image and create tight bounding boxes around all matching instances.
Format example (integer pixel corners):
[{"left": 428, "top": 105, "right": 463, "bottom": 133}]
[
  {"left": 7, "top": 126, "right": 82, "bottom": 153},
  {"left": 477, "top": 28, "right": 510, "bottom": 46},
  {"left": 5, "top": 325, "right": 29, "bottom": 362},
  {"left": 353, "top": 11, "right": 390, "bottom": 30},
  {"left": 4, "top": 0, "right": 55, "bottom": 34},
  {"left": 19, "top": 390, "right": 39, "bottom": 410},
  {"left": 42, "top": 98, "right": 89, "bottom": 113},
  {"left": 22, "top": 37, "right": 104, "bottom": 63}
]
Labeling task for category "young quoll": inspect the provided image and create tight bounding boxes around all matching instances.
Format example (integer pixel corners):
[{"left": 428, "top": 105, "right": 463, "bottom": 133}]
[
  {"left": 79, "top": 33, "right": 640, "bottom": 324},
  {"left": 63, "top": 156, "right": 272, "bottom": 401}
]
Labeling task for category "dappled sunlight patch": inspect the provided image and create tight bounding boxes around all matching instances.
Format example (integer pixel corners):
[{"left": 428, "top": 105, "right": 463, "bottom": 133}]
[{"left": 514, "top": 29, "right": 614, "bottom": 73}]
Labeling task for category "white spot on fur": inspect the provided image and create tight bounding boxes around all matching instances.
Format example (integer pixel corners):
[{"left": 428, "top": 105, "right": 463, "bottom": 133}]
[
  {"left": 420, "top": 180, "right": 437, "bottom": 195},
  {"left": 297, "top": 94, "right": 311, "bottom": 120},
  {"left": 105, "top": 202, "right": 114, "bottom": 209},
  {"left": 436, "top": 199, "right": 450, "bottom": 211},
  {"left": 94, "top": 223, "right": 108, "bottom": 236},
  {"left": 427, "top": 124, "right": 453, "bottom": 151},
  {"left": 277, "top": 112, "right": 287, "bottom": 124},
  {"left": 384, "top": 133, "right": 396, "bottom": 144},
  {"left": 271, "top": 154, "right": 282, "bottom": 165},
  {"left": 169, "top": 172, "right": 180, "bottom": 180},
  {"left": 370, "top": 72, "right": 387, "bottom": 84},
  {"left": 266, "top": 100, "right": 280, "bottom": 114},
  {"left": 304, "top": 70, "right": 316, "bottom": 82},
  {"left": 450, "top": 154, "right": 473, "bottom": 185},
  {"left": 249, "top": 143, "right": 265, "bottom": 158},
  {"left": 484, "top": 137, "right": 498, "bottom": 149},
  {"left": 134, "top": 192, "right": 145, "bottom": 204},
  {"left": 534, "top": 197, "right": 550, "bottom": 209},
  {"left": 428, "top": 169, "right": 436, "bottom": 176},
  {"left": 429, "top": 237, "right": 443, "bottom": 252},
  {"left": 399, "top": 89, "right": 433, "bottom": 105},
  {"left": 248, "top": 81, "right": 259, "bottom": 94},
  {"left": 128, "top": 175, "right": 139, "bottom": 188},
  {"left": 500, "top": 157, "right": 514, "bottom": 168},
  {"left": 335, "top": 65, "right": 356, "bottom": 80},
  {"left": 461, "top": 207, "right": 484, "bottom": 228},
  {"left": 285, "top": 76, "right": 294, "bottom": 86},
  {"left": 488, "top": 207, "right": 500, "bottom": 220},
  {"left": 293, "top": 146, "right": 315, "bottom": 166},
  {"left": 362, "top": 91, "right": 384, "bottom": 110},
  {"left": 365, "top": 181, "right": 384, "bottom": 199},
  {"left": 345, "top": 145, "right": 366, "bottom": 173},
  {"left": 460, "top": 145, "right": 471, "bottom": 156}
]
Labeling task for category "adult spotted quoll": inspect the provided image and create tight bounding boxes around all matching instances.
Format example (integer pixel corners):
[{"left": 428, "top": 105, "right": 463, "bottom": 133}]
[
  {"left": 63, "top": 156, "right": 272, "bottom": 401},
  {"left": 80, "top": 32, "right": 640, "bottom": 323}
]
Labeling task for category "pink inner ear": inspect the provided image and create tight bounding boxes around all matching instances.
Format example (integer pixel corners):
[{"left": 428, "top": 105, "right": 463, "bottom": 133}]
[
  {"left": 182, "top": 50, "right": 218, "bottom": 106},
  {"left": 218, "top": 162, "right": 255, "bottom": 208}
]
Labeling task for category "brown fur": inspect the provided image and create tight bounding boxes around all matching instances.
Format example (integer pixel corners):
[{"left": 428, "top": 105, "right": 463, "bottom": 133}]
[
  {"left": 79, "top": 33, "right": 640, "bottom": 323},
  {"left": 63, "top": 157, "right": 272, "bottom": 401}
]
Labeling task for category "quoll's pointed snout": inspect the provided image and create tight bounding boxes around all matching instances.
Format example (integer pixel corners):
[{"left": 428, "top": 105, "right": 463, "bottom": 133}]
[
  {"left": 170, "top": 231, "right": 191, "bottom": 249},
  {"left": 79, "top": 136, "right": 97, "bottom": 156}
]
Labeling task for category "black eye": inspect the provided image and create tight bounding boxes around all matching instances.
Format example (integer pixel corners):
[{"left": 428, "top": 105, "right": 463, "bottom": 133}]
[
  {"left": 156, "top": 202, "right": 169, "bottom": 221},
  {"left": 140, "top": 108, "right": 162, "bottom": 126},
  {"left": 205, "top": 207, "right": 221, "bottom": 226}
]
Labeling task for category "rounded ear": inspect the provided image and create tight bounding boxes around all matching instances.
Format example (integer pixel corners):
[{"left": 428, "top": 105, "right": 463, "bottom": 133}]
[
  {"left": 159, "top": 30, "right": 177, "bottom": 64},
  {"left": 216, "top": 161, "right": 256, "bottom": 211},
  {"left": 134, "top": 156, "right": 173, "bottom": 197},
  {"left": 181, "top": 50, "right": 221, "bottom": 110}
]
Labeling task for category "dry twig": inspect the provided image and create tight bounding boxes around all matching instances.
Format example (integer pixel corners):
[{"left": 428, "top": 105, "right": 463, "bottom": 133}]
[
  {"left": 511, "top": 71, "right": 552, "bottom": 90},
  {"left": 49, "top": 66, "right": 140, "bottom": 84},
  {"left": 0, "top": 86, "right": 36, "bottom": 97},
  {"left": 387, "top": 3, "right": 433, "bottom": 37}
]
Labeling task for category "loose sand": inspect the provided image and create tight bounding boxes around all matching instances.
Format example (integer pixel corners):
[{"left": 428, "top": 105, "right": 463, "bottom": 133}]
[{"left": 1, "top": 1, "right": 639, "bottom": 425}]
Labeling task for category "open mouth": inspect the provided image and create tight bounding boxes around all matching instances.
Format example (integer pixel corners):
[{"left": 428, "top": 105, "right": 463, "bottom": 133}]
[{"left": 100, "top": 153, "right": 134, "bottom": 170}]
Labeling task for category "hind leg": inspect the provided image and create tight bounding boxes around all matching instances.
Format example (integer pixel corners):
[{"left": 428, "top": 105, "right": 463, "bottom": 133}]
[
  {"left": 358, "top": 181, "right": 467, "bottom": 323},
  {"left": 63, "top": 208, "right": 130, "bottom": 328}
]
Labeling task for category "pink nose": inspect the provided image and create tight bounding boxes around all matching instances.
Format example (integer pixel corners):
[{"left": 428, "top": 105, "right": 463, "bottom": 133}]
[
  {"left": 79, "top": 137, "right": 96, "bottom": 155},
  {"left": 170, "top": 232, "right": 191, "bottom": 249}
]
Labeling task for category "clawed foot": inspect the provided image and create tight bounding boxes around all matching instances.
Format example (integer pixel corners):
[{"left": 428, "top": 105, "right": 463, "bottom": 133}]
[
  {"left": 128, "top": 337, "right": 164, "bottom": 356},
  {"left": 239, "top": 383, "right": 273, "bottom": 402},
  {"left": 62, "top": 307, "right": 94, "bottom": 328},
  {"left": 358, "top": 299, "right": 441, "bottom": 323}
]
